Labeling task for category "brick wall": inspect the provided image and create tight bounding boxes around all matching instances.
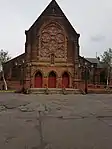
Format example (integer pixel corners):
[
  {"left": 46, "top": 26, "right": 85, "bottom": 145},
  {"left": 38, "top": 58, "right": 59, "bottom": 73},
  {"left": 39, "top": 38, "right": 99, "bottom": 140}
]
[{"left": 0, "top": 81, "right": 21, "bottom": 90}]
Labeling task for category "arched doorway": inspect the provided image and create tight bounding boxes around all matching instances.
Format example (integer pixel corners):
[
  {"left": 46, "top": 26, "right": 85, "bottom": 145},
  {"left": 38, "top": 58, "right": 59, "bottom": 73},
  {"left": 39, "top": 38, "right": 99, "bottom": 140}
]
[
  {"left": 35, "top": 71, "right": 42, "bottom": 88},
  {"left": 48, "top": 71, "right": 56, "bottom": 88},
  {"left": 62, "top": 72, "right": 69, "bottom": 88}
]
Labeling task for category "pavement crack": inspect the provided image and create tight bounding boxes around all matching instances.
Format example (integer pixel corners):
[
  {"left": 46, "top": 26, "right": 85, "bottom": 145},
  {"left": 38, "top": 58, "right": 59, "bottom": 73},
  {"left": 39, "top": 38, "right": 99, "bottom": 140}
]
[
  {"left": 98, "top": 118, "right": 112, "bottom": 128},
  {"left": 96, "top": 116, "right": 112, "bottom": 119},
  {"left": 4, "top": 136, "right": 16, "bottom": 144},
  {"left": 0, "top": 102, "right": 30, "bottom": 110},
  {"left": 18, "top": 106, "right": 35, "bottom": 112}
]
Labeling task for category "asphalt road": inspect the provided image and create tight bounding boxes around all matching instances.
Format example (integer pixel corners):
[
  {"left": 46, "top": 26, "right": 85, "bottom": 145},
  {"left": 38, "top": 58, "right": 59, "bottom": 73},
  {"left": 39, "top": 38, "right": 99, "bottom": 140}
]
[{"left": 0, "top": 93, "right": 112, "bottom": 149}]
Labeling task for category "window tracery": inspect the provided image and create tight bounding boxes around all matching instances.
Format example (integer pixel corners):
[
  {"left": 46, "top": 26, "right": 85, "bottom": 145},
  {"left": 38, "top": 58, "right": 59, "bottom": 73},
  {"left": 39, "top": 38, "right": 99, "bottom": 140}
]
[{"left": 39, "top": 22, "right": 67, "bottom": 60}]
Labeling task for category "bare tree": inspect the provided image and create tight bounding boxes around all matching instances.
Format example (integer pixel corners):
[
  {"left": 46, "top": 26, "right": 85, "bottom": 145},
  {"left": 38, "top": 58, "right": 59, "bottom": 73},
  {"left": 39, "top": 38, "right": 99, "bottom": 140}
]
[
  {"left": 101, "top": 48, "right": 112, "bottom": 87},
  {"left": 0, "top": 49, "right": 11, "bottom": 90}
]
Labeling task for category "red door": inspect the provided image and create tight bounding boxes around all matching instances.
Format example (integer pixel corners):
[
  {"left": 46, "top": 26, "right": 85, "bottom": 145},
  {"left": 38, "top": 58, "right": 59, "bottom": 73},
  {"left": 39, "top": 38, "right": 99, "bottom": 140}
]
[
  {"left": 35, "top": 72, "right": 42, "bottom": 88},
  {"left": 62, "top": 72, "right": 69, "bottom": 88},
  {"left": 48, "top": 71, "right": 56, "bottom": 88}
]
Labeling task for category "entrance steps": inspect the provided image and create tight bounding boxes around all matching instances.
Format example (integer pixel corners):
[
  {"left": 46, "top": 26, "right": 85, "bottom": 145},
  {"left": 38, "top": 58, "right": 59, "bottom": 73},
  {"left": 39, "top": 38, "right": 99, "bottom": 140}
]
[{"left": 29, "top": 88, "right": 82, "bottom": 94}]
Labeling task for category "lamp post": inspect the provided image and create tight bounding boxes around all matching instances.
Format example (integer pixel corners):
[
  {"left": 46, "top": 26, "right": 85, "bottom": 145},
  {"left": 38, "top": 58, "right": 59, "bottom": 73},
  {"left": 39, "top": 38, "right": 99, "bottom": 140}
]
[{"left": 79, "top": 62, "right": 93, "bottom": 94}]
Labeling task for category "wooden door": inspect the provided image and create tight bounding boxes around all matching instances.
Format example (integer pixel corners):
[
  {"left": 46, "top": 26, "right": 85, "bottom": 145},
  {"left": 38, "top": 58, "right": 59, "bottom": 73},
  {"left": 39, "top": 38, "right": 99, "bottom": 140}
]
[
  {"left": 62, "top": 72, "right": 69, "bottom": 88},
  {"left": 48, "top": 71, "right": 56, "bottom": 88},
  {"left": 35, "top": 72, "right": 42, "bottom": 88}
]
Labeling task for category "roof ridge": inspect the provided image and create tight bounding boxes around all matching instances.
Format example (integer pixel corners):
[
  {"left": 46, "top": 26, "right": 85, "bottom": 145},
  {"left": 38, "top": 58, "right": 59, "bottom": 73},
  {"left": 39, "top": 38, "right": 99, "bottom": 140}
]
[{"left": 27, "top": 0, "right": 79, "bottom": 35}]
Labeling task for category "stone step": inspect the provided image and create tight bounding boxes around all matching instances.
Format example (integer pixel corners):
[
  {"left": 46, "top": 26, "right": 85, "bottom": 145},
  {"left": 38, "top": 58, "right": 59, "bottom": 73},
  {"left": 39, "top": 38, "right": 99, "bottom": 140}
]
[{"left": 29, "top": 88, "right": 82, "bottom": 94}]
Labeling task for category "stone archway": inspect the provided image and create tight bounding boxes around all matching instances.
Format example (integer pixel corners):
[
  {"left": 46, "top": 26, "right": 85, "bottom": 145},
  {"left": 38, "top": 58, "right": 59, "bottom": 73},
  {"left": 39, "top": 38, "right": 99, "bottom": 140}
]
[
  {"left": 62, "top": 72, "right": 69, "bottom": 88},
  {"left": 48, "top": 71, "right": 57, "bottom": 88},
  {"left": 34, "top": 71, "right": 43, "bottom": 88}
]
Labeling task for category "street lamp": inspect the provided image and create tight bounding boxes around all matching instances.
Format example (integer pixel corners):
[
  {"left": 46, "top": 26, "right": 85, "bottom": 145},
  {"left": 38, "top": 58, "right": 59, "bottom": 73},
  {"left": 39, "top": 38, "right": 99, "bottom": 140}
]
[{"left": 79, "top": 62, "right": 93, "bottom": 94}]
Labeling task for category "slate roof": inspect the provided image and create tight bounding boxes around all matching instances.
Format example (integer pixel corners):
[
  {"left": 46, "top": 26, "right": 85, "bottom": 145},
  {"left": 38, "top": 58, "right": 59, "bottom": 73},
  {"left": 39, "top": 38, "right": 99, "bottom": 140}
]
[
  {"left": 86, "top": 58, "right": 99, "bottom": 64},
  {"left": 85, "top": 58, "right": 104, "bottom": 68}
]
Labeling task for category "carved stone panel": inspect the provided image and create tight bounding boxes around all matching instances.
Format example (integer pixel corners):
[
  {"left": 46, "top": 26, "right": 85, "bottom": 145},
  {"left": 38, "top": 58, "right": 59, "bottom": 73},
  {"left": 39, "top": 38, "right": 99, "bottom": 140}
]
[{"left": 39, "top": 22, "right": 67, "bottom": 61}]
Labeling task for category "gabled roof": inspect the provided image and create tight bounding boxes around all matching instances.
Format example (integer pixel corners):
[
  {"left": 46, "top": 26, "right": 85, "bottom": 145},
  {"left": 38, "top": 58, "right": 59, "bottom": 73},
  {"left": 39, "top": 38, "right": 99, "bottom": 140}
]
[
  {"left": 28, "top": 0, "right": 79, "bottom": 36},
  {"left": 4, "top": 53, "right": 25, "bottom": 65},
  {"left": 85, "top": 58, "right": 105, "bottom": 68},
  {"left": 79, "top": 56, "right": 105, "bottom": 68},
  {"left": 79, "top": 56, "right": 91, "bottom": 64},
  {"left": 85, "top": 58, "right": 99, "bottom": 64},
  {"left": 42, "top": 0, "right": 65, "bottom": 17}
]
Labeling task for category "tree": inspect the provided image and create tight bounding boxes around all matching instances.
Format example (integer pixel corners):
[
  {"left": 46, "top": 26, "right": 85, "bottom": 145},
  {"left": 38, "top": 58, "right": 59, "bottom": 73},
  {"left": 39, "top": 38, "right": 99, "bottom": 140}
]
[
  {"left": 101, "top": 48, "right": 112, "bottom": 87},
  {"left": 0, "top": 49, "right": 11, "bottom": 90}
]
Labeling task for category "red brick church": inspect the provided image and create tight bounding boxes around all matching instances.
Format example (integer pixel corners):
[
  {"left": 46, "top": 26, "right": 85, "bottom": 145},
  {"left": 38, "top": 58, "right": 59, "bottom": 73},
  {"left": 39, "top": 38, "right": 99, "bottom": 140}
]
[{"left": 0, "top": 0, "right": 107, "bottom": 91}]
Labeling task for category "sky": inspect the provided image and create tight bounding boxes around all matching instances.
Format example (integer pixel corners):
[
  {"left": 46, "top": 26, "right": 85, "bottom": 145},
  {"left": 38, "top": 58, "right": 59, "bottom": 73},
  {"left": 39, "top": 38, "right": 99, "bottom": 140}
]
[{"left": 0, "top": 0, "right": 112, "bottom": 58}]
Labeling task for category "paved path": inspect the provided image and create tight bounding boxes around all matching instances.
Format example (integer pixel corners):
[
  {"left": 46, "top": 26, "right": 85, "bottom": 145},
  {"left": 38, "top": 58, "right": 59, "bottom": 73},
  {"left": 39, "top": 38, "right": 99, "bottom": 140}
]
[{"left": 0, "top": 93, "right": 112, "bottom": 149}]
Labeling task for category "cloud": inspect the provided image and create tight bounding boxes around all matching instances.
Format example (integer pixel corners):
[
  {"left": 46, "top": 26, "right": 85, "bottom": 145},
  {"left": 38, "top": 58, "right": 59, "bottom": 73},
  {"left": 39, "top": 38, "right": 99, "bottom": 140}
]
[
  {"left": 90, "top": 35, "right": 106, "bottom": 42},
  {"left": 0, "top": 0, "right": 112, "bottom": 58}
]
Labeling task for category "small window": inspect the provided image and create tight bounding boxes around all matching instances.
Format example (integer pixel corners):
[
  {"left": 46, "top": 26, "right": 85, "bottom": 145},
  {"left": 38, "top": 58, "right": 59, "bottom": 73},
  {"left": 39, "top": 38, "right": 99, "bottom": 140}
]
[{"left": 51, "top": 54, "right": 55, "bottom": 64}]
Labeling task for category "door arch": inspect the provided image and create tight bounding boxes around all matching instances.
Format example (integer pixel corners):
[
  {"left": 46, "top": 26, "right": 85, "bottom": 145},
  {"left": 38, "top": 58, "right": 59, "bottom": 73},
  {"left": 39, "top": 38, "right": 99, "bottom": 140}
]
[
  {"left": 62, "top": 72, "right": 69, "bottom": 88},
  {"left": 35, "top": 71, "right": 43, "bottom": 88},
  {"left": 48, "top": 71, "right": 56, "bottom": 88}
]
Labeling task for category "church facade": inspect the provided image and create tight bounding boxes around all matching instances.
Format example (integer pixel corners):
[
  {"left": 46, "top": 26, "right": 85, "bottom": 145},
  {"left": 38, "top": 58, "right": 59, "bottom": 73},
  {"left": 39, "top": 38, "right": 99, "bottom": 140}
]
[
  {"left": 24, "top": 0, "right": 80, "bottom": 89},
  {"left": 0, "top": 0, "right": 107, "bottom": 90}
]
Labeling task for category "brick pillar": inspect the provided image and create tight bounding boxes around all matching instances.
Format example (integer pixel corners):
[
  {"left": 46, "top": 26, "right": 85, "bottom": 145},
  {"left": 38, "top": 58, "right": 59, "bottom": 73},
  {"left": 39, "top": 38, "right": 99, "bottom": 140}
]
[
  {"left": 74, "top": 60, "right": 81, "bottom": 89},
  {"left": 43, "top": 77, "right": 48, "bottom": 88},
  {"left": 57, "top": 77, "right": 62, "bottom": 88},
  {"left": 24, "top": 64, "right": 32, "bottom": 89},
  {"left": 25, "top": 80, "right": 30, "bottom": 89}
]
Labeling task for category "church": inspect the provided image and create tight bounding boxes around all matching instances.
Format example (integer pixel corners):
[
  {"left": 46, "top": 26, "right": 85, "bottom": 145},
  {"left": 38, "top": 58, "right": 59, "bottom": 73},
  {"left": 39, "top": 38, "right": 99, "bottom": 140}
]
[{"left": 0, "top": 0, "right": 106, "bottom": 91}]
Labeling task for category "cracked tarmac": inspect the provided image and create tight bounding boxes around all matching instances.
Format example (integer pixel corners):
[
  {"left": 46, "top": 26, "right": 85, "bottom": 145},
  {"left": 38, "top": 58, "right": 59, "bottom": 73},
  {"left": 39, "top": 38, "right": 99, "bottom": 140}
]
[{"left": 0, "top": 93, "right": 112, "bottom": 149}]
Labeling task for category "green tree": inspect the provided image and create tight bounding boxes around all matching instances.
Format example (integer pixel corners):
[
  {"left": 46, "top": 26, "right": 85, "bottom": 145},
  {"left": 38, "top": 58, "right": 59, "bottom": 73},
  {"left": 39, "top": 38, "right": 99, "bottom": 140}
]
[
  {"left": 101, "top": 48, "right": 112, "bottom": 87},
  {"left": 0, "top": 49, "right": 11, "bottom": 90}
]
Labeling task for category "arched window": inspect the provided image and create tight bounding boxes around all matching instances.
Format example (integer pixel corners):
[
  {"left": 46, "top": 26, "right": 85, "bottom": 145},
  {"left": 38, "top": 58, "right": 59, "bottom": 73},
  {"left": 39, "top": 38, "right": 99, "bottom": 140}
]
[{"left": 51, "top": 54, "right": 55, "bottom": 64}]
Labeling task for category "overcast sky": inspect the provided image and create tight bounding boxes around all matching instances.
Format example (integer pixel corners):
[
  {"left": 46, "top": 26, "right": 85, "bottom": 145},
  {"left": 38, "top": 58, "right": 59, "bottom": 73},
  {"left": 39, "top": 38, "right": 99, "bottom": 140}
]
[{"left": 0, "top": 0, "right": 112, "bottom": 58}]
